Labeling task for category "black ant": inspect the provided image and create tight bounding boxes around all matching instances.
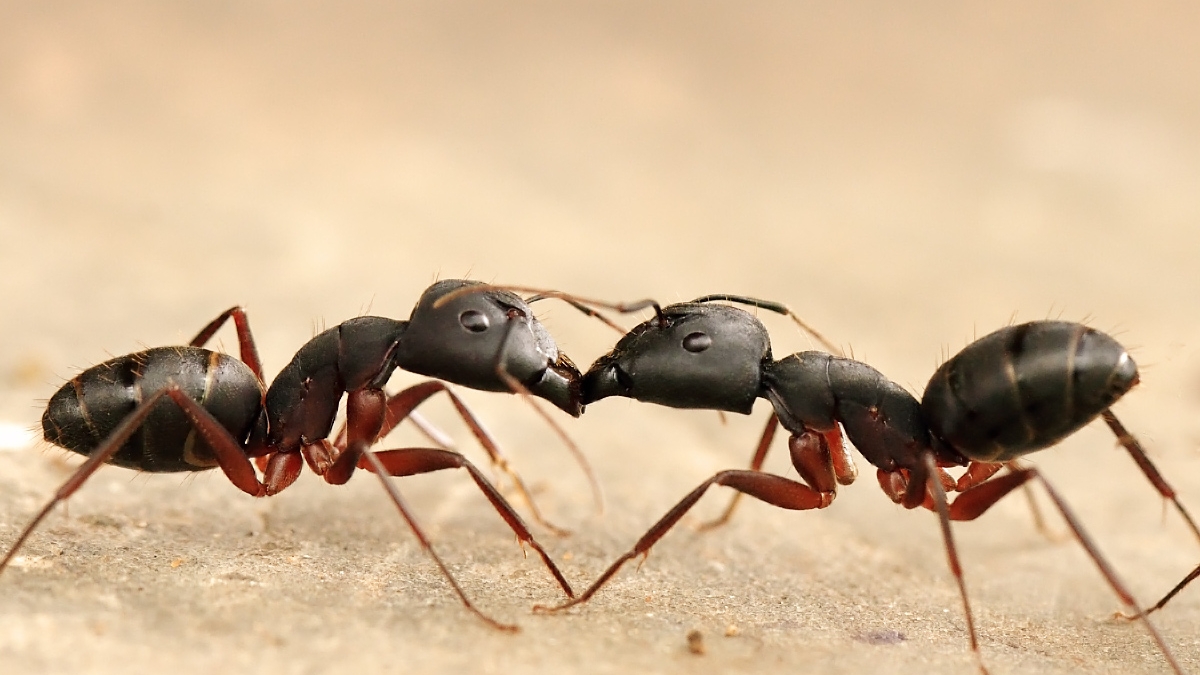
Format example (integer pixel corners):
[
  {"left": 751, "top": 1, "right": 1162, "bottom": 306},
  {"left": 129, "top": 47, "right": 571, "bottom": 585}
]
[
  {"left": 2, "top": 279, "right": 599, "bottom": 631},
  {"left": 512, "top": 297, "right": 1193, "bottom": 674}
]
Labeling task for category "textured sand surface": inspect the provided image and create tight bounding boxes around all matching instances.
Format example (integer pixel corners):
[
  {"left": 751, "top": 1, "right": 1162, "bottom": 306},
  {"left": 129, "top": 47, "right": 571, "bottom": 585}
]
[{"left": 1, "top": 3, "right": 1199, "bottom": 674}]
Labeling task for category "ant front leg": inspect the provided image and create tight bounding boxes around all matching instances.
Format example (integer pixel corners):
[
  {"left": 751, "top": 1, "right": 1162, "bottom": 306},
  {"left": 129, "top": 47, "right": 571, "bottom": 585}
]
[
  {"left": 357, "top": 447, "right": 575, "bottom": 600},
  {"left": 332, "top": 380, "right": 570, "bottom": 536},
  {"left": 492, "top": 317, "right": 603, "bottom": 519},
  {"left": 535, "top": 461, "right": 835, "bottom": 613},
  {"left": 699, "top": 423, "right": 848, "bottom": 531},
  {"left": 332, "top": 389, "right": 457, "bottom": 457},
  {"left": 316, "top": 390, "right": 554, "bottom": 631},
  {"left": 697, "top": 414, "right": 780, "bottom": 531}
]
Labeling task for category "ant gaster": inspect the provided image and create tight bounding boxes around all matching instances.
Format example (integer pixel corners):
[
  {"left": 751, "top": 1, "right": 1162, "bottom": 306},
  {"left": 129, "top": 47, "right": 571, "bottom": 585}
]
[
  {"left": 4, "top": 280, "right": 592, "bottom": 631},
  {"left": 538, "top": 300, "right": 1194, "bottom": 675}
]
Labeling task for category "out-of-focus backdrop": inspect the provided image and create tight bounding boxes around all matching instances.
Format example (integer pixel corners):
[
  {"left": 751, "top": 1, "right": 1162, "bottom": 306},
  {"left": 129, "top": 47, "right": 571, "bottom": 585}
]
[{"left": 1, "top": 3, "right": 1198, "bottom": 673}]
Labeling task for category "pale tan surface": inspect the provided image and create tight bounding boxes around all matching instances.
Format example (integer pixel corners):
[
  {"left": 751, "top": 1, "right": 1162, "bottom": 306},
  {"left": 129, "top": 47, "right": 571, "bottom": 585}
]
[{"left": 2, "top": 3, "right": 1200, "bottom": 674}]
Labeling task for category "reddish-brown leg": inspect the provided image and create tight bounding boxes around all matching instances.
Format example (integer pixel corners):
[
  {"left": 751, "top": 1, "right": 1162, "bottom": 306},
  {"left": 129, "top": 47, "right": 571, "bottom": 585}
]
[
  {"left": 188, "top": 306, "right": 264, "bottom": 381},
  {"left": 322, "top": 389, "right": 388, "bottom": 486},
  {"left": 922, "top": 458, "right": 1184, "bottom": 675},
  {"left": 1130, "top": 562, "right": 1200, "bottom": 617},
  {"left": 878, "top": 463, "right": 940, "bottom": 510},
  {"left": 359, "top": 447, "right": 575, "bottom": 600},
  {"left": 354, "top": 449, "right": 518, "bottom": 632},
  {"left": 1102, "top": 409, "right": 1200, "bottom": 543},
  {"left": 333, "top": 381, "right": 569, "bottom": 535},
  {"left": 0, "top": 386, "right": 277, "bottom": 575},
  {"left": 310, "top": 390, "right": 563, "bottom": 630},
  {"left": 697, "top": 414, "right": 780, "bottom": 531},
  {"left": 950, "top": 462, "right": 1062, "bottom": 540},
  {"left": 828, "top": 430, "right": 857, "bottom": 486},
  {"left": 921, "top": 452, "right": 988, "bottom": 675},
  {"left": 333, "top": 397, "right": 455, "bottom": 454},
  {"left": 534, "top": 469, "right": 834, "bottom": 613},
  {"left": 955, "top": 462, "right": 1002, "bottom": 492},
  {"left": 492, "top": 319, "right": 604, "bottom": 516}
]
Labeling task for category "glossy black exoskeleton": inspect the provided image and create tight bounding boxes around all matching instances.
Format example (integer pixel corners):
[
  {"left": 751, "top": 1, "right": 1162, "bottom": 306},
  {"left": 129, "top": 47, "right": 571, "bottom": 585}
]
[
  {"left": 7, "top": 280, "right": 589, "bottom": 631},
  {"left": 547, "top": 305, "right": 1192, "bottom": 674}
]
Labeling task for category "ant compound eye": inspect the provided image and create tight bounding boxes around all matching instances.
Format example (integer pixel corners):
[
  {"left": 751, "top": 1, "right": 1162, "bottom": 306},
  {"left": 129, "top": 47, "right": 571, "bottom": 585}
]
[
  {"left": 682, "top": 332, "right": 712, "bottom": 353},
  {"left": 459, "top": 309, "right": 490, "bottom": 333}
]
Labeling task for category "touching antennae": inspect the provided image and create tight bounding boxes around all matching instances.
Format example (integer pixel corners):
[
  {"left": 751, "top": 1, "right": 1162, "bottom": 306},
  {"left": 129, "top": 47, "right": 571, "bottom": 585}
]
[{"left": 432, "top": 283, "right": 665, "bottom": 332}]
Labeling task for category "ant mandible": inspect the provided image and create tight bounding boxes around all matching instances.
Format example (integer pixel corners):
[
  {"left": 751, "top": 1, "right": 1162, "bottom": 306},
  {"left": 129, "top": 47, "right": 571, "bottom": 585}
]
[
  {"left": 527, "top": 298, "right": 1194, "bottom": 674},
  {"left": 3, "top": 279, "right": 596, "bottom": 631}
]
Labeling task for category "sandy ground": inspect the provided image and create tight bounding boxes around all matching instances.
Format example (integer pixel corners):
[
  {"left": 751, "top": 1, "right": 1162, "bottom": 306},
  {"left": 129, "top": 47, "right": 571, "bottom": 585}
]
[{"left": 2, "top": 2, "right": 1200, "bottom": 674}]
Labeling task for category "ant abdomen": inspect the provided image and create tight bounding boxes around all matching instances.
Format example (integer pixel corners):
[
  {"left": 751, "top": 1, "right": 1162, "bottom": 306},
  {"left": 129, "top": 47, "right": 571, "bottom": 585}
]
[
  {"left": 922, "top": 321, "right": 1139, "bottom": 462},
  {"left": 41, "top": 346, "right": 263, "bottom": 472}
]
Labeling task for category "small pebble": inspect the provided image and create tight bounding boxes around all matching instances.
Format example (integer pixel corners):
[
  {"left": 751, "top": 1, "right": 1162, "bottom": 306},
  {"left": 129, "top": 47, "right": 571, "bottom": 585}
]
[{"left": 686, "top": 630, "right": 706, "bottom": 655}]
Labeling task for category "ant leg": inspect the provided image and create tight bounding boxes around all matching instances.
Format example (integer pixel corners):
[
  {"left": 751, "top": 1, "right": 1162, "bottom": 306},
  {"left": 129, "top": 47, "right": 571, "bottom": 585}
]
[
  {"left": 929, "top": 462, "right": 1185, "bottom": 675},
  {"left": 697, "top": 422, "right": 848, "bottom": 532},
  {"left": 335, "top": 381, "right": 570, "bottom": 535},
  {"left": 1, "top": 389, "right": 173, "bottom": 574},
  {"left": 354, "top": 449, "right": 518, "bottom": 632},
  {"left": 921, "top": 453, "right": 989, "bottom": 675},
  {"left": 406, "top": 411, "right": 457, "bottom": 451},
  {"left": 1, "top": 386, "right": 274, "bottom": 575},
  {"left": 950, "top": 462, "right": 1060, "bottom": 540},
  {"left": 162, "top": 388, "right": 277, "bottom": 496},
  {"left": 1101, "top": 410, "right": 1200, "bottom": 543},
  {"left": 317, "top": 391, "right": 535, "bottom": 631},
  {"left": 188, "top": 307, "right": 264, "bottom": 381},
  {"left": 697, "top": 414, "right": 780, "bottom": 531},
  {"left": 1031, "top": 470, "right": 1185, "bottom": 675},
  {"left": 359, "top": 447, "right": 574, "bottom": 600},
  {"left": 535, "top": 469, "right": 833, "bottom": 613},
  {"left": 493, "top": 319, "right": 603, "bottom": 519},
  {"left": 323, "top": 389, "right": 387, "bottom": 485},
  {"left": 1131, "top": 562, "right": 1200, "bottom": 617},
  {"left": 954, "top": 462, "right": 1002, "bottom": 491},
  {"left": 999, "top": 461, "right": 1064, "bottom": 541},
  {"left": 332, "top": 408, "right": 453, "bottom": 454}
]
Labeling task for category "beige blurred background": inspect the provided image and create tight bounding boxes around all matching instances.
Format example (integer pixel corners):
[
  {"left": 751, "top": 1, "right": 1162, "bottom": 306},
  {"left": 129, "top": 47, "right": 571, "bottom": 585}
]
[{"left": 2, "top": 2, "right": 1199, "bottom": 673}]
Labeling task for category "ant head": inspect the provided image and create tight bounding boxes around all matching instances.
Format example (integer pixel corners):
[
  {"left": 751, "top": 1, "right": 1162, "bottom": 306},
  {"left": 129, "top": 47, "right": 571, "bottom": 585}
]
[
  {"left": 582, "top": 303, "right": 771, "bottom": 414},
  {"left": 393, "top": 280, "right": 583, "bottom": 416}
]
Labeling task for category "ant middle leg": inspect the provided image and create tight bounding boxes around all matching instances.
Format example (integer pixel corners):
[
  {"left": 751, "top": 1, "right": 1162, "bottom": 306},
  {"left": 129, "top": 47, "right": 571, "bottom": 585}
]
[
  {"left": 700, "top": 421, "right": 850, "bottom": 531},
  {"left": 357, "top": 447, "right": 575, "bottom": 601},
  {"left": 306, "top": 390, "right": 576, "bottom": 629}
]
